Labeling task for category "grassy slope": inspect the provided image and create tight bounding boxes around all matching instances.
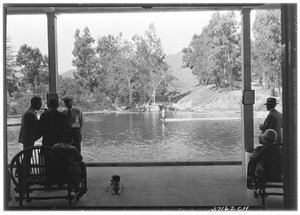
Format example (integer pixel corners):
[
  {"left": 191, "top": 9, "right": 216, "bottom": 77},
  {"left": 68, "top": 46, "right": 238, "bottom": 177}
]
[
  {"left": 165, "top": 52, "right": 282, "bottom": 113},
  {"left": 176, "top": 84, "right": 282, "bottom": 112}
]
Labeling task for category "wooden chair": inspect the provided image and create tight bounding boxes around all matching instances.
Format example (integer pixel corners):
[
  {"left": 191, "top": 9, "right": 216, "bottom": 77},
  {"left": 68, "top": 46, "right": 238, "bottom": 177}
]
[
  {"left": 247, "top": 143, "right": 283, "bottom": 205},
  {"left": 10, "top": 145, "right": 87, "bottom": 207}
]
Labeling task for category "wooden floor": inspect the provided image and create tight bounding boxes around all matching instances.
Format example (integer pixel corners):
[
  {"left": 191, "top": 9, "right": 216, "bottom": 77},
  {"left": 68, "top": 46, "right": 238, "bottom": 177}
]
[{"left": 6, "top": 165, "right": 284, "bottom": 211}]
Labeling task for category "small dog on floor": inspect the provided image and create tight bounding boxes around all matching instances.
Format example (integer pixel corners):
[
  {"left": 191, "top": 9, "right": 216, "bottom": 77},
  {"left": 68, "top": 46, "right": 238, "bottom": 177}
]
[{"left": 106, "top": 175, "right": 124, "bottom": 195}]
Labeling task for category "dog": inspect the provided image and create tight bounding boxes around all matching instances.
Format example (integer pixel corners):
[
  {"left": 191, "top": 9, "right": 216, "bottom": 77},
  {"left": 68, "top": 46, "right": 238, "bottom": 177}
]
[{"left": 107, "top": 175, "right": 124, "bottom": 195}]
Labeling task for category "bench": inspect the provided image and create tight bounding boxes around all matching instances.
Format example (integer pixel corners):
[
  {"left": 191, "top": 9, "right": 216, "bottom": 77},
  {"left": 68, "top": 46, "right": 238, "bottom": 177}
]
[
  {"left": 10, "top": 145, "right": 87, "bottom": 207},
  {"left": 247, "top": 143, "right": 283, "bottom": 205}
]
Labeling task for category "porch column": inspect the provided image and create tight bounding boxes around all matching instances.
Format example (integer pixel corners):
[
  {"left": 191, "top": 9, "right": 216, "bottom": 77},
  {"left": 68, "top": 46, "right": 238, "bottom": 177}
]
[
  {"left": 47, "top": 12, "right": 58, "bottom": 94},
  {"left": 241, "top": 9, "right": 253, "bottom": 177},
  {"left": 281, "top": 4, "right": 297, "bottom": 210}
]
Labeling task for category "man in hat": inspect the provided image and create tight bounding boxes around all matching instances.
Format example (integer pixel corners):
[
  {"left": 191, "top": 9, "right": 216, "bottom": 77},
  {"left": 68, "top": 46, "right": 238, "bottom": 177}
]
[
  {"left": 62, "top": 96, "right": 84, "bottom": 152},
  {"left": 259, "top": 97, "right": 282, "bottom": 144}
]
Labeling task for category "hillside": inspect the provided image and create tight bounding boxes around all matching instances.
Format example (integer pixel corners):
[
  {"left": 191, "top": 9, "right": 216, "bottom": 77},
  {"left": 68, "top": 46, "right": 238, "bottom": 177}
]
[
  {"left": 59, "top": 54, "right": 282, "bottom": 113},
  {"left": 60, "top": 69, "right": 76, "bottom": 78},
  {"left": 165, "top": 51, "right": 198, "bottom": 93},
  {"left": 176, "top": 85, "right": 282, "bottom": 112}
]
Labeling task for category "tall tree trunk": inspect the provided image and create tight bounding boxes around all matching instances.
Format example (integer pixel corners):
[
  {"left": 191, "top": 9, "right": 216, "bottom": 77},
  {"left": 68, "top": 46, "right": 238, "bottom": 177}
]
[
  {"left": 125, "top": 64, "right": 132, "bottom": 104},
  {"left": 227, "top": 47, "right": 233, "bottom": 91},
  {"left": 114, "top": 94, "right": 119, "bottom": 108},
  {"left": 128, "top": 80, "right": 132, "bottom": 102},
  {"left": 230, "top": 77, "right": 233, "bottom": 91},
  {"left": 151, "top": 76, "right": 164, "bottom": 104},
  {"left": 263, "top": 73, "right": 267, "bottom": 90},
  {"left": 34, "top": 75, "right": 37, "bottom": 93}
]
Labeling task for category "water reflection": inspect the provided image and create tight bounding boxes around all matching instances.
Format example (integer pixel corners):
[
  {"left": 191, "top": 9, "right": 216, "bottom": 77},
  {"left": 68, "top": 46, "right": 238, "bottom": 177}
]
[
  {"left": 80, "top": 111, "right": 263, "bottom": 163},
  {"left": 7, "top": 111, "right": 265, "bottom": 163}
]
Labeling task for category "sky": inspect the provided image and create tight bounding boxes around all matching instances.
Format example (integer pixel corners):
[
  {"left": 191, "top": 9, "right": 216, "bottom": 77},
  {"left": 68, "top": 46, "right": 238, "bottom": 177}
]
[{"left": 7, "top": 11, "right": 217, "bottom": 74}]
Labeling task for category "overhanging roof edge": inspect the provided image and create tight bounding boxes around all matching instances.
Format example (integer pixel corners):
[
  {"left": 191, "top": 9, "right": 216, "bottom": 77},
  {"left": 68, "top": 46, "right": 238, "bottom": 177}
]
[{"left": 4, "top": 3, "right": 281, "bottom": 15}]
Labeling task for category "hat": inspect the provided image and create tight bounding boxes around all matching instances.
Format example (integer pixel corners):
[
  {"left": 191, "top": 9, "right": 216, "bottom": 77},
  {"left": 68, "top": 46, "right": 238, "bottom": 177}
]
[
  {"left": 259, "top": 129, "right": 277, "bottom": 145},
  {"left": 264, "top": 97, "right": 277, "bottom": 105},
  {"left": 62, "top": 96, "right": 73, "bottom": 101},
  {"left": 48, "top": 98, "right": 59, "bottom": 109}
]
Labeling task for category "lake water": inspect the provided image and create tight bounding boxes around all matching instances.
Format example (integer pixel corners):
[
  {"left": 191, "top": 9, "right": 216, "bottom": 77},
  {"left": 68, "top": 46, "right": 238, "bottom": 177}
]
[{"left": 7, "top": 111, "right": 265, "bottom": 163}]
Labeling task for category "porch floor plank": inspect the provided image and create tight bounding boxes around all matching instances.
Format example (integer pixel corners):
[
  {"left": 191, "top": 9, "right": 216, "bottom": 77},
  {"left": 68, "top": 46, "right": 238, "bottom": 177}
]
[{"left": 8, "top": 165, "right": 284, "bottom": 210}]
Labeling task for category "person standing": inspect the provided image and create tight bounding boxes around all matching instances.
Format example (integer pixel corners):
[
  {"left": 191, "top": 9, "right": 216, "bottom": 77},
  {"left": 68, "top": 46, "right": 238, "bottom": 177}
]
[
  {"left": 18, "top": 96, "right": 42, "bottom": 150},
  {"left": 38, "top": 98, "right": 71, "bottom": 147},
  {"left": 259, "top": 97, "right": 283, "bottom": 144},
  {"left": 62, "top": 96, "right": 84, "bottom": 152},
  {"left": 161, "top": 107, "right": 166, "bottom": 121}
]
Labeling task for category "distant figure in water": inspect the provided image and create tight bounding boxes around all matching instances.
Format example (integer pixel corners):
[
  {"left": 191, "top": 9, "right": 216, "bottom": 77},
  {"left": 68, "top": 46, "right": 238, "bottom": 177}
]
[{"left": 161, "top": 107, "right": 166, "bottom": 121}]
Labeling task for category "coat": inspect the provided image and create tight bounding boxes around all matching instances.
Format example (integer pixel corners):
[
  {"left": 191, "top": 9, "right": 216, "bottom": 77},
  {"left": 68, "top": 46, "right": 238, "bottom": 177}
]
[
  {"left": 38, "top": 109, "right": 71, "bottom": 147},
  {"left": 260, "top": 109, "right": 283, "bottom": 144},
  {"left": 18, "top": 107, "right": 39, "bottom": 148}
]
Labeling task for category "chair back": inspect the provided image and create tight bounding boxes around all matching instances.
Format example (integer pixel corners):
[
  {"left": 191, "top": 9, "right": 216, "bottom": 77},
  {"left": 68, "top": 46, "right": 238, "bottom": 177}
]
[{"left": 10, "top": 146, "right": 79, "bottom": 187}]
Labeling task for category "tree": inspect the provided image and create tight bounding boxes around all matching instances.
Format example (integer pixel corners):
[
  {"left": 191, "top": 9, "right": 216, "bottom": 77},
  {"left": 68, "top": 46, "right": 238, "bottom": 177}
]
[
  {"left": 16, "top": 44, "right": 48, "bottom": 93},
  {"left": 114, "top": 40, "right": 138, "bottom": 105},
  {"left": 96, "top": 33, "right": 123, "bottom": 104},
  {"left": 210, "top": 12, "right": 241, "bottom": 90},
  {"left": 182, "top": 12, "right": 241, "bottom": 89},
  {"left": 58, "top": 75, "right": 81, "bottom": 98},
  {"left": 252, "top": 10, "right": 281, "bottom": 96},
  {"left": 182, "top": 31, "right": 215, "bottom": 85},
  {"left": 6, "top": 36, "right": 18, "bottom": 96},
  {"left": 72, "top": 27, "right": 98, "bottom": 93},
  {"left": 133, "top": 24, "right": 169, "bottom": 103},
  {"left": 183, "top": 12, "right": 220, "bottom": 86},
  {"left": 132, "top": 34, "right": 151, "bottom": 102}
]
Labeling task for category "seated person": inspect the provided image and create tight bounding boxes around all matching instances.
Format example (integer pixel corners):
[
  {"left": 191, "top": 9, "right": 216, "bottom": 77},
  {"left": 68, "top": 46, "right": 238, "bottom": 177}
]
[
  {"left": 247, "top": 129, "right": 277, "bottom": 188},
  {"left": 50, "top": 130, "right": 83, "bottom": 186},
  {"left": 53, "top": 130, "right": 82, "bottom": 163}
]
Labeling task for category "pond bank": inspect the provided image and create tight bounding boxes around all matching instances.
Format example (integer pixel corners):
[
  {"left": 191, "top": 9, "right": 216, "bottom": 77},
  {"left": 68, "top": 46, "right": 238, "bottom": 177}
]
[{"left": 7, "top": 110, "right": 269, "bottom": 127}]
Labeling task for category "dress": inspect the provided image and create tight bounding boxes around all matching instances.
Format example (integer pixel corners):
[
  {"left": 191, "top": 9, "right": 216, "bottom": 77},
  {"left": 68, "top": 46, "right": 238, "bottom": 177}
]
[
  {"left": 247, "top": 145, "right": 267, "bottom": 188},
  {"left": 62, "top": 107, "right": 84, "bottom": 152},
  {"left": 260, "top": 109, "right": 283, "bottom": 144},
  {"left": 52, "top": 143, "right": 83, "bottom": 184},
  {"left": 18, "top": 107, "right": 39, "bottom": 149},
  {"left": 38, "top": 109, "right": 71, "bottom": 147}
]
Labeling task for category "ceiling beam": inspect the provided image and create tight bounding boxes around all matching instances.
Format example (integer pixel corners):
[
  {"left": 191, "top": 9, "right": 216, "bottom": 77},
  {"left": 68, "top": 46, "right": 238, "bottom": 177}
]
[{"left": 4, "top": 3, "right": 280, "bottom": 15}]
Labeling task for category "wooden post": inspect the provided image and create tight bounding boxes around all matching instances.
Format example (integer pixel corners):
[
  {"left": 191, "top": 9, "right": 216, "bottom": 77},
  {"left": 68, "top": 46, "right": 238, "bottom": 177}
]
[
  {"left": 47, "top": 12, "right": 58, "bottom": 94},
  {"left": 241, "top": 8, "right": 253, "bottom": 177},
  {"left": 3, "top": 5, "right": 11, "bottom": 209},
  {"left": 281, "top": 4, "right": 297, "bottom": 210}
]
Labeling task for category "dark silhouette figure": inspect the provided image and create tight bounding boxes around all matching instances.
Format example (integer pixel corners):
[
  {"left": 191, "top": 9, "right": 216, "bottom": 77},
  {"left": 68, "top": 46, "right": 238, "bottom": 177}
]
[
  {"left": 38, "top": 98, "right": 71, "bottom": 147},
  {"left": 259, "top": 97, "right": 282, "bottom": 144},
  {"left": 18, "top": 96, "right": 42, "bottom": 150},
  {"left": 18, "top": 96, "right": 42, "bottom": 185},
  {"left": 52, "top": 130, "right": 83, "bottom": 188}
]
